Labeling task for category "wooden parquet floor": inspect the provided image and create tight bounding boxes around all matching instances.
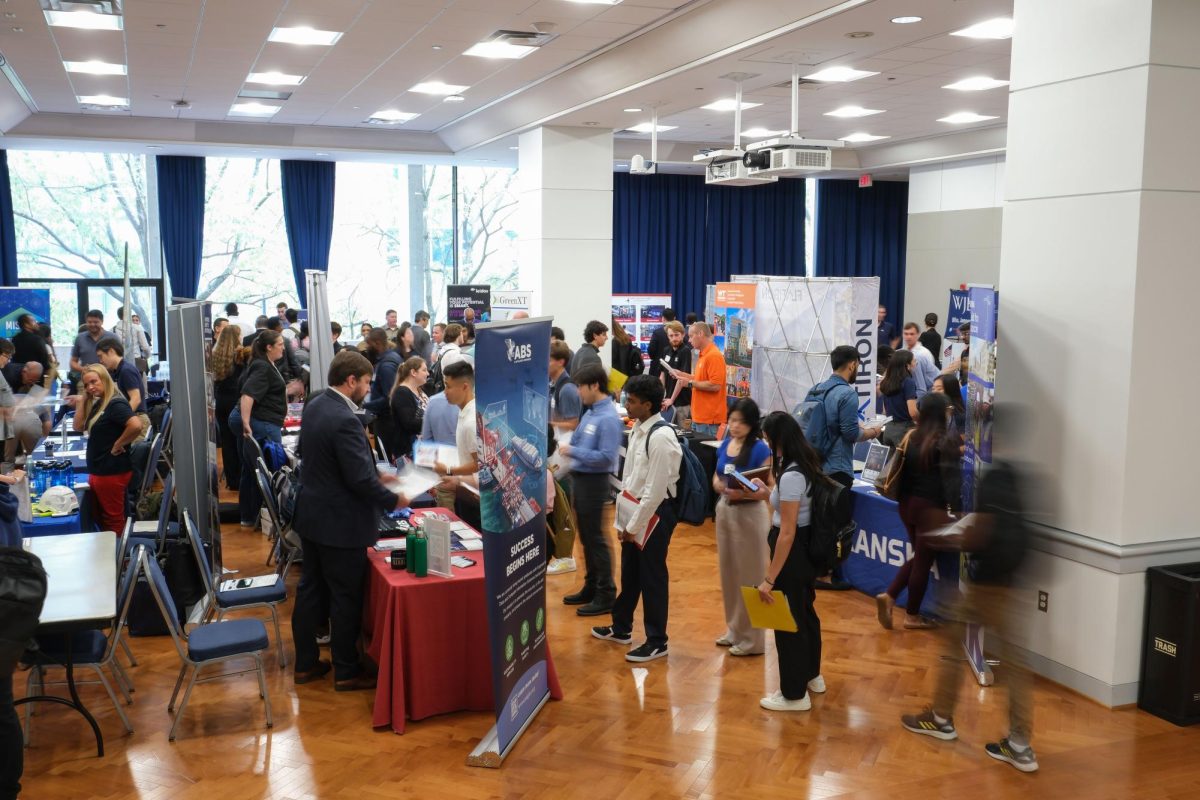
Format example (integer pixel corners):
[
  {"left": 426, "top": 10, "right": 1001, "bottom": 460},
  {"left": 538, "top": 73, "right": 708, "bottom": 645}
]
[{"left": 18, "top": 498, "right": 1200, "bottom": 800}]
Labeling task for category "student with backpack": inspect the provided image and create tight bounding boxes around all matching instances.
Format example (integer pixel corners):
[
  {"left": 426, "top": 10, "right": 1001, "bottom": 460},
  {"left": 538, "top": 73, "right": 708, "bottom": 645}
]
[
  {"left": 801, "top": 345, "right": 883, "bottom": 488},
  {"left": 746, "top": 411, "right": 828, "bottom": 711},
  {"left": 590, "top": 375, "right": 682, "bottom": 663}
]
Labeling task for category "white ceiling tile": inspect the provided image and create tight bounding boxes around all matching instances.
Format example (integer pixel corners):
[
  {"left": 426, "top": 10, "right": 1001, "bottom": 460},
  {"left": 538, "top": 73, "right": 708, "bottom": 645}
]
[{"left": 595, "top": 4, "right": 672, "bottom": 26}]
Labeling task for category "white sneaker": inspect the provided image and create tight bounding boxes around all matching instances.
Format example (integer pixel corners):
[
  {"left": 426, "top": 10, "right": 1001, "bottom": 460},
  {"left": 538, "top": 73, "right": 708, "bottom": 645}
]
[
  {"left": 546, "top": 557, "right": 577, "bottom": 575},
  {"left": 807, "top": 675, "right": 826, "bottom": 694},
  {"left": 760, "top": 692, "right": 811, "bottom": 712}
]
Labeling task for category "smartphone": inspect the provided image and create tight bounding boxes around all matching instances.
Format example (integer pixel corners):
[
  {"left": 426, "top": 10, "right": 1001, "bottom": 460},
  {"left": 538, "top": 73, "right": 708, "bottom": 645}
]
[
  {"left": 729, "top": 469, "right": 760, "bottom": 491},
  {"left": 451, "top": 556, "right": 476, "bottom": 569}
]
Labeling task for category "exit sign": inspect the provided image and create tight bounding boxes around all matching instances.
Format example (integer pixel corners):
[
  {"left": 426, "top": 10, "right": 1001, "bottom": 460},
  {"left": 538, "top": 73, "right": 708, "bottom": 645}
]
[{"left": 858, "top": 174, "right": 873, "bottom": 188}]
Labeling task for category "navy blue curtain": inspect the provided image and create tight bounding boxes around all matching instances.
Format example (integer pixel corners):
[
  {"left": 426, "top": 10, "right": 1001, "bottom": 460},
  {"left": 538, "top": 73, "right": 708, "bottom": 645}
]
[
  {"left": 0, "top": 151, "right": 20, "bottom": 287},
  {"left": 612, "top": 172, "right": 806, "bottom": 318},
  {"left": 815, "top": 179, "right": 909, "bottom": 328},
  {"left": 280, "top": 160, "right": 336, "bottom": 307},
  {"left": 156, "top": 155, "right": 206, "bottom": 301}
]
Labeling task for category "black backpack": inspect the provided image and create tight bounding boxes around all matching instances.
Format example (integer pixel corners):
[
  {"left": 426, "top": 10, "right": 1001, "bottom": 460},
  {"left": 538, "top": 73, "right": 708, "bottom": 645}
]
[
  {"left": 785, "top": 466, "right": 855, "bottom": 574},
  {"left": 424, "top": 358, "right": 446, "bottom": 396},
  {"left": 0, "top": 547, "right": 47, "bottom": 675},
  {"left": 966, "top": 460, "right": 1029, "bottom": 583},
  {"left": 647, "top": 422, "right": 707, "bottom": 525}
]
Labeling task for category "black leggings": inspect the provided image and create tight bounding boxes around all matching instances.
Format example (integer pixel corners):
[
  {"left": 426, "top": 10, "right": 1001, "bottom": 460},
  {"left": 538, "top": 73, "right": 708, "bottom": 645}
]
[{"left": 768, "top": 526, "right": 822, "bottom": 700}]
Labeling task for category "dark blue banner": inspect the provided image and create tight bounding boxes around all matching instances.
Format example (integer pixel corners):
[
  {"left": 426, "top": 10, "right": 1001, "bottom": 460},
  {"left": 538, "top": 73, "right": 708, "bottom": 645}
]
[
  {"left": 474, "top": 317, "right": 551, "bottom": 755},
  {"left": 944, "top": 289, "right": 972, "bottom": 339},
  {"left": 962, "top": 286, "right": 997, "bottom": 511},
  {"left": 0, "top": 288, "right": 50, "bottom": 338},
  {"left": 448, "top": 284, "right": 492, "bottom": 323}
]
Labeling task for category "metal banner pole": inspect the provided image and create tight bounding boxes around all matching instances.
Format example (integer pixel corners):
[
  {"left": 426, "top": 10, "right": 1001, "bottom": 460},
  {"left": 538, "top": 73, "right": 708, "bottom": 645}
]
[{"left": 305, "top": 270, "right": 333, "bottom": 394}]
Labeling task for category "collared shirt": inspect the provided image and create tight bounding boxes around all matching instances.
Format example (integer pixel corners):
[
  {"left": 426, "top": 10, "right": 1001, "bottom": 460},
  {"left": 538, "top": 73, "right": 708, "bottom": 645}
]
[
  {"left": 622, "top": 413, "right": 682, "bottom": 537},
  {"left": 570, "top": 396, "right": 622, "bottom": 474},
  {"left": 421, "top": 391, "right": 459, "bottom": 446},
  {"left": 72, "top": 329, "right": 107, "bottom": 368},
  {"left": 691, "top": 342, "right": 727, "bottom": 425},
  {"left": 456, "top": 398, "right": 480, "bottom": 472},
  {"left": 878, "top": 320, "right": 896, "bottom": 348},
  {"left": 907, "top": 342, "right": 940, "bottom": 398},
  {"left": 332, "top": 387, "right": 359, "bottom": 413}
]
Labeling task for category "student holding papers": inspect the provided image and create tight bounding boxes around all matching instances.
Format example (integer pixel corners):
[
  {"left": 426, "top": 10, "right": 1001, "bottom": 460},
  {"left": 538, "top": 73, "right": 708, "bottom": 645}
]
[
  {"left": 744, "top": 412, "right": 827, "bottom": 712},
  {"left": 590, "top": 375, "right": 681, "bottom": 663}
]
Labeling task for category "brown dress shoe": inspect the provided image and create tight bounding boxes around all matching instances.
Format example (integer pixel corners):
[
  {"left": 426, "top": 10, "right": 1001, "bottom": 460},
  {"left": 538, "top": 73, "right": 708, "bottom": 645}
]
[
  {"left": 334, "top": 674, "right": 378, "bottom": 692},
  {"left": 294, "top": 660, "right": 331, "bottom": 685}
]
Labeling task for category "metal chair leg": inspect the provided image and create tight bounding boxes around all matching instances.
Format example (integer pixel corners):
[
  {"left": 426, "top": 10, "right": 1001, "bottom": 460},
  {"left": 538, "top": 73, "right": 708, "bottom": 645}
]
[
  {"left": 168, "top": 663, "right": 188, "bottom": 712},
  {"left": 22, "top": 666, "right": 40, "bottom": 746},
  {"left": 269, "top": 606, "right": 287, "bottom": 668},
  {"left": 111, "top": 660, "right": 133, "bottom": 704},
  {"left": 255, "top": 654, "right": 273, "bottom": 729},
  {"left": 119, "top": 636, "right": 138, "bottom": 667},
  {"left": 92, "top": 665, "right": 133, "bottom": 734},
  {"left": 168, "top": 665, "right": 199, "bottom": 742}
]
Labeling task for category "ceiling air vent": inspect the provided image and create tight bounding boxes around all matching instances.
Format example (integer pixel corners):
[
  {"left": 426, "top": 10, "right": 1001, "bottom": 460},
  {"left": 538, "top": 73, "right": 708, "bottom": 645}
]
[
  {"left": 40, "top": 0, "right": 122, "bottom": 14},
  {"left": 485, "top": 29, "right": 558, "bottom": 48}
]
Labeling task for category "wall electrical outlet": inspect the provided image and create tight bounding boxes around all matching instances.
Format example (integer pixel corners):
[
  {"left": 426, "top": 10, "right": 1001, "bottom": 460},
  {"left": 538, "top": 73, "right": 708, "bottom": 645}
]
[{"left": 1037, "top": 590, "right": 1048, "bottom": 612}]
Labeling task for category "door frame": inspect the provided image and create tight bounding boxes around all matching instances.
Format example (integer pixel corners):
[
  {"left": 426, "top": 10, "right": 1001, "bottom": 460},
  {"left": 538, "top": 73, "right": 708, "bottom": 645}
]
[{"left": 75, "top": 278, "right": 168, "bottom": 361}]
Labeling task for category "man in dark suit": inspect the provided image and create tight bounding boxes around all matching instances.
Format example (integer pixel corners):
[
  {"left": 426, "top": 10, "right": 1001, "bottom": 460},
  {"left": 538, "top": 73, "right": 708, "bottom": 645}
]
[
  {"left": 291, "top": 350, "right": 407, "bottom": 691},
  {"left": 242, "top": 315, "right": 270, "bottom": 346},
  {"left": 412, "top": 310, "right": 434, "bottom": 364},
  {"left": 646, "top": 307, "right": 675, "bottom": 379}
]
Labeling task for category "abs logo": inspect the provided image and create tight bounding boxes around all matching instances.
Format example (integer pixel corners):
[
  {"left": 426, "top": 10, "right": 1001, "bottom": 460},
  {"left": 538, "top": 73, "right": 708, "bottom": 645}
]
[{"left": 505, "top": 338, "right": 533, "bottom": 364}]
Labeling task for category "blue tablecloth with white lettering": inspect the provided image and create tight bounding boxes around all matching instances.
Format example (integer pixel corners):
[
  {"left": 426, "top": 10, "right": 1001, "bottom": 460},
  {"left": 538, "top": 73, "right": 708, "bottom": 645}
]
[{"left": 843, "top": 482, "right": 958, "bottom": 617}]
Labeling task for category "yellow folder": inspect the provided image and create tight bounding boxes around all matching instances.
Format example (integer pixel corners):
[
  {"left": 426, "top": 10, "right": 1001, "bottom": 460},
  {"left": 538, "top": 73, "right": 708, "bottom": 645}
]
[
  {"left": 741, "top": 587, "right": 799, "bottom": 632},
  {"left": 608, "top": 368, "right": 629, "bottom": 395}
]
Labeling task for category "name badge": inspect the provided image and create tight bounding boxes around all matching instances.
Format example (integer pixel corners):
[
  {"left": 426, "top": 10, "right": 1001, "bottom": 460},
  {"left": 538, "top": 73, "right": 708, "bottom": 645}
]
[{"left": 585, "top": 424, "right": 596, "bottom": 435}]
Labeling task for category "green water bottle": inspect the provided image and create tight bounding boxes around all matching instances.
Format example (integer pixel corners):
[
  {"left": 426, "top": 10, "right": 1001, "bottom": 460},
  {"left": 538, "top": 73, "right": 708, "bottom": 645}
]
[
  {"left": 413, "top": 534, "right": 428, "bottom": 578},
  {"left": 405, "top": 530, "right": 417, "bottom": 573}
]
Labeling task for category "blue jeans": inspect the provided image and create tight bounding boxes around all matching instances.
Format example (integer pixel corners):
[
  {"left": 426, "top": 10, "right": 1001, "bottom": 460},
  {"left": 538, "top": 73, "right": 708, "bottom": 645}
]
[
  {"left": 692, "top": 423, "right": 719, "bottom": 438},
  {"left": 228, "top": 408, "right": 283, "bottom": 525}
]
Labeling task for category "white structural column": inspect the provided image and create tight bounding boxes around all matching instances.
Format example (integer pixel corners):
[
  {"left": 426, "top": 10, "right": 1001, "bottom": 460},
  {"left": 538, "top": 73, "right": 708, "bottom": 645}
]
[
  {"left": 999, "top": 0, "right": 1200, "bottom": 705},
  {"left": 517, "top": 126, "right": 613, "bottom": 365}
]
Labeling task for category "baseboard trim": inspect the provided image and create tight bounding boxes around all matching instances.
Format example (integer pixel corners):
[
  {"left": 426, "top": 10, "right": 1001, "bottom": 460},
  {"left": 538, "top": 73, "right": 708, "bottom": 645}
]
[{"left": 1009, "top": 642, "right": 1139, "bottom": 708}]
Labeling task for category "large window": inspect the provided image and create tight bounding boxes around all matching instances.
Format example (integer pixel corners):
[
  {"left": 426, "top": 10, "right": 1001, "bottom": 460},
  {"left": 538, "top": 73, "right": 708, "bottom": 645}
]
[
  {"left": 198, "top": 157, "right": 295, "bottom": 313},
  {"left": 456, "top": 167, "right": 520, "bottom": 293}
]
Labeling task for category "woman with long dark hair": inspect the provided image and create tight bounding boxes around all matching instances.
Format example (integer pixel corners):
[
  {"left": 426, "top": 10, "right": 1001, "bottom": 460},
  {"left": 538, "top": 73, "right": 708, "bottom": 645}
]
[
  {"left": 875, "top": 393, "right": 962, "bottom": 630},
  {"left": 229, "top": 330, "right": 287, "bottom": 529},
  {"left": 712, "top": 398, "right": 773, "bottom": 656},
  {"left": 933, "top": 373, "right": 966, "bottom": 437},
  {"left": 746, "top": 411, "right": 827, "bottom": 711},
  {"left": 211, "top": 324, "right": 246, "bottom": 490},
  {"left": 610, "top": 316, "right": 645, "bottom": 378},
  {"left": 879, "top": 348, "right": 918, "bottom": 448},
  {"left": 388, "top": 356, "right": 430, "bottom": 461},
  {"left": 396, "top": 321, "right": 416, "bottom": 361}
]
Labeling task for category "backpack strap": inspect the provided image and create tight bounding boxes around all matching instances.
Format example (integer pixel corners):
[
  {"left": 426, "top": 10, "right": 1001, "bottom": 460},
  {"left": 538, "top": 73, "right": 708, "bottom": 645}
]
[{"left": 645, "top": 420, "right": 673, "bottom": 458}]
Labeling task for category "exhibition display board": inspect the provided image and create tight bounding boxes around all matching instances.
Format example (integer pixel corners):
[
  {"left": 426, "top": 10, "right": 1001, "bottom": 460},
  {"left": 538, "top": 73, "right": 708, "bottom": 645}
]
[
  {"left": 491, "top": 290, "right": 534, "bottom": 320},
  {"left": 0, "top": 288, "right": 50, "bottom": 337},
  {"left": 448, "top": 285, "right": 491, "bottom": 323},
  {"left": 712, "top": 283, "right": 755, "bottom": 399},
  {"left": 469, "top": 317, "right": 552, "bottom": 766},
  {"left": 750, "top": 277, "right": 880, "bottom": 416},
  {"left": 612, "top": 293, "right": 671, "bottom": 362}
]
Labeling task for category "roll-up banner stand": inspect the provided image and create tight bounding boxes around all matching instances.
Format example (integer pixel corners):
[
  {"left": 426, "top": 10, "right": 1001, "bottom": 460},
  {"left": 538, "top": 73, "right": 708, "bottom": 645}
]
[
  {"left": 467, "top": 316, "right": 553, "bottom": 768},
  {"left": 961, "top": 283, "right": 999, "bottom": 687},
  {"left": 612, "top": 294, "right": 672, "bottom": 362},
  {"left": 448, "top": 285, "right": 491, "bottom": 323},
  {"left": 944, "top": 288, "right": 972, "bottom": 339},
  {"left": 492, "top": 290, "right": 534, "bottom": 320},
  {"left": 0, "top": 288, "right": 50, "bottom": 337},
  {"left": 305, "top": 270, "right": 334, "bottom": 395}
]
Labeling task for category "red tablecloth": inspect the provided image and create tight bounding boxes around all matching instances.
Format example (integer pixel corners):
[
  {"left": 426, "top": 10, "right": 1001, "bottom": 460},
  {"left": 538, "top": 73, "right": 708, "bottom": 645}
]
[{"left": 364, "top": 510, "right": 563, "bottom": 733}]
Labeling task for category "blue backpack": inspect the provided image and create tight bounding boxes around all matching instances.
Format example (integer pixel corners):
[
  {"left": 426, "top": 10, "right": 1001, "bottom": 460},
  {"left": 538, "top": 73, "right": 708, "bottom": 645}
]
[
  {"left": 796, "top": 379, "right": 850, "bottom": 461},
  {"left": 647, "top": 422, "right": 707, "bottom": 526}
]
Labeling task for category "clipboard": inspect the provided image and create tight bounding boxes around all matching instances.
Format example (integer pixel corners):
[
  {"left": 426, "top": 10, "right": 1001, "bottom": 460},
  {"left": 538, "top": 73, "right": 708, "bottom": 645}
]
[{"left": 740, "top": 587, "right": 798, "bottom": 632}]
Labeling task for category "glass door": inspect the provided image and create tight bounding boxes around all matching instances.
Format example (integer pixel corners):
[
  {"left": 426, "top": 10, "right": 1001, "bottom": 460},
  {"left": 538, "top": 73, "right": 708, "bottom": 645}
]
[{"left": 76, "top": 279, "right": 167, "bottom": 364}]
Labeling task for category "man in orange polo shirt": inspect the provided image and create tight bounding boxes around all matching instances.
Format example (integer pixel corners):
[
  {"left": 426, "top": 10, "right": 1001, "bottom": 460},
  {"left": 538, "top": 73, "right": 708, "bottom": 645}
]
[{"left": 681, "top": 322, "right": 727, "bottom": 437}]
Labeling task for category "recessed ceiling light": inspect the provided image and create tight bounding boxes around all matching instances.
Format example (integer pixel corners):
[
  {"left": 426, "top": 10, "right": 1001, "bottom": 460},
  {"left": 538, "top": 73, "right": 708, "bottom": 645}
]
[
  {"left": 443, "top": 95, "right": 466, "bottom": 104},
  {"left": 247, "top": 71, "right": 305, "bottom": 86},
  {"left": 623, "top": 107, "right": 642, "bottom": 113},
  {"left": 701, "top": 99, "right": 762, "bottom": 112},
  {"left": 64, "top": 60, "right": 127, "bottom": 76},
  {"left": 431, "top": 45, "right": 443, "bottom": 51},
  {"left": 314, "top": 152, "right": 329, "bottom": 156},
  {"left": 509, "top": 146, "right": 519, "bottom": 150},
  {"left": 803, "top": 66, "right": 879, "bottom": 83},
  {"left": 626, "top": 122, "right": 676, "bottom": 133},
  {"left": 951, "top": 17, "right": 1014, "bottom": 39},
  {"left": 367, "top": 109, "right": 419, "bottom": 123},
  {"left": 825, "top": 105, "right": 884, "bottom": 118},
  {"left": 44, "top": 10, "right": 123, "bottom": 31},
  {"left": 840, "top": 132, "right": 890, "bottom": 143},
  {"left": 410, "top": 81, "right": 468, "bottom": 95},
  {"left": 268, "top": 26, "right": 343, "bottom": 46},
  {"left": 464, "top": 40, "right": 535, "bottom": 59},
  {"left": 891, "top": 16, "right": 922, "bottom": 24},
  {"left": 938, "top": 111, "right": 999, "bottom": 124},
  {"left": 77, "top": 94, "right": 128, "bottom": 107},
  {"left": 845, "top": 31, "right": 873, "bottom": 39},
  {"left": 943, "top": 76, "right": 1010, "bottom": 92},
  {"left": 230, "top": 102, "right": 281, "bottom": 116},
  {"left": 741, "top": 127, "right": 788, "bottom": 138}
]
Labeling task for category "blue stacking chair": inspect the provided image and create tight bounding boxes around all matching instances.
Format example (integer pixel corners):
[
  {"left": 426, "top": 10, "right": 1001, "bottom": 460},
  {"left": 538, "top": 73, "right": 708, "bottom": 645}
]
[
  {"left": 134, "top": 433, "right": 164, "bottom": 506},
  {"left": 183, "top": 511, "right": 288, "bottom": 668},
  {"left": 137, "top": 548, "right": 273, "bottom": 741},
  {"left": 23, "top": 543, "right": 144, "bottom": 742},
  {"left": 132, "top": 470, "right": 180, "bottom": 550}
]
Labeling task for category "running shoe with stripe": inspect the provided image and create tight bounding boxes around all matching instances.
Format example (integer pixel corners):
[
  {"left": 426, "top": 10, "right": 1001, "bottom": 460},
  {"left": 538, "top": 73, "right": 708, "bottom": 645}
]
[
  {"left": 900, "top": 707, "right": 958, "bottom": 740},
  {"left": 985, "top": 738, "right": 1039, "bottom": 773}
]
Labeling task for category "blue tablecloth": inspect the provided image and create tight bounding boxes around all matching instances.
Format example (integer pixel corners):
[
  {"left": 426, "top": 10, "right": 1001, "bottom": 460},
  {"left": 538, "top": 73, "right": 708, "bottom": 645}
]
[
  {"left": 843, "top": 482, "right": 958, "bottom": 617},
  {"left": 25, "top": 513, "right": 81, "bottom": 538}
]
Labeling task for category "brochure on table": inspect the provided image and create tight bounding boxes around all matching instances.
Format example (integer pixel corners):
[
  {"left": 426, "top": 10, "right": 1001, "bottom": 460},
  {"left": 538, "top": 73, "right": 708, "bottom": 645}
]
[
  {"left": 612, "top": 294, "right": 672, "bottom": 364},
  {"left": 424, "top": 516, "right": 453, "bottom": 578}
]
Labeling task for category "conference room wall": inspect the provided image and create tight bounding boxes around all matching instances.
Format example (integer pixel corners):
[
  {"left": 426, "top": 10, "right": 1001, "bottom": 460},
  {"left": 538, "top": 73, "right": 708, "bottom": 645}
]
[{"left": 903, "top": 157, "right": 1005, "bottom": 327}]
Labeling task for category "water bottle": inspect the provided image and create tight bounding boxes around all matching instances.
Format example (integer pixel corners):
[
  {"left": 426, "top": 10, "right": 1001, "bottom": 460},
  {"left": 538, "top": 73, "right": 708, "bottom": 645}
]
[
  {"left": 412, "top": 534, "right": 428, "bottom": 578},
  {"left": 27, "top": 460, "right": 38, "bottom": 497},
  {"left": 405, "top": 530, "right": 417, "bottom": 574},
  {"left": 55, "top": 461, "right": 70, "bottom": 489},
  {"left": 60, "top": 415, "right": 70, "bottom": 447}
]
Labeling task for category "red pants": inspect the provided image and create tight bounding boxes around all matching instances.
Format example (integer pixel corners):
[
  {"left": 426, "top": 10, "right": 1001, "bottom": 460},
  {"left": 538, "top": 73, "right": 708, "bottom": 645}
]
[{"left": 89, "top": 472, "right": 132, "bottom": 534}]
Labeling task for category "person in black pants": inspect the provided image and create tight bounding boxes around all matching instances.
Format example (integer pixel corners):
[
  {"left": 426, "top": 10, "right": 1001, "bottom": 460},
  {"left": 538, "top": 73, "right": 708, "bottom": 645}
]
[
  {"left": 210, "top": 324, "right": 245, "bottom": 490},
  {"left": 590, "top": 375, "right": 682, "bottom": 663},
  {"left": 559, "top": 365, "right": 623, "bottom": 616},
  {"left": 748, "top": 411, "right": 827, "bottom": 711},
  {"left": 290, "top": 351, "right": 406, "bottom": 691}
]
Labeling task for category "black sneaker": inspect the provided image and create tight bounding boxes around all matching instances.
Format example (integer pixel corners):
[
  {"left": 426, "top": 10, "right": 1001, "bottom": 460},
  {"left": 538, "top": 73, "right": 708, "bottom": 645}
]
[
  {"left": 576, "top": 599, "right": 614, "bottom": 616},
  {"left": 591, "top": 626, "right": 633, "bottom": 645},
  {"left": 900, "top": 707, "right": 958, "bottom": 740},
  {"left": 985, "top": 738, "right": 1039, "bottom": 773},
  {"left": 625, "top": 642, "right": 668, "bottom": 662}
]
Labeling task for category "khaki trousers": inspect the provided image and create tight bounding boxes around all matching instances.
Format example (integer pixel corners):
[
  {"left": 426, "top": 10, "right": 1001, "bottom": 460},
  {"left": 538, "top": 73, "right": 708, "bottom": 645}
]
[{"left": 714, "top": 497, "right": 770, "bottom": 653}]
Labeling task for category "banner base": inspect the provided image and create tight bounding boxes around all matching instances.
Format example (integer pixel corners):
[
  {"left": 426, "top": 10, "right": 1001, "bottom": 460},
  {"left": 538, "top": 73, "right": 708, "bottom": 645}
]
[{"left": 466, "top": 692, "right": 550, "bottom": 769}]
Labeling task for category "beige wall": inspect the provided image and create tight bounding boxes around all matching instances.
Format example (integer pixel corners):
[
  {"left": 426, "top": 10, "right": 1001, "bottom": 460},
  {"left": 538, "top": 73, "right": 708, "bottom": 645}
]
[{"left": 903, "top": 207, "right": 1002, "bottom": 328}]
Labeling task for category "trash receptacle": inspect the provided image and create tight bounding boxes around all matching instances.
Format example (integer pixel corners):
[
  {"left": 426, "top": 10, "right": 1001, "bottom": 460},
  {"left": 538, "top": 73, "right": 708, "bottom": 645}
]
[{"left": 1139, "top": 563, "right": 1200, "bottom": 725}]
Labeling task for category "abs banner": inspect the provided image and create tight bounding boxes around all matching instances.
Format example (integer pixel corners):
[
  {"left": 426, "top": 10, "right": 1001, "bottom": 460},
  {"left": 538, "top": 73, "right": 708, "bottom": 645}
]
[
  {"left": 448, "top": 284, "right": 492, "bottom": 323},
  {"left": 0, "top": 288, "right": 50, "bottom": 338},
  {"left": 469, "top": 317, "right": 552, "bottom": 766}
]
